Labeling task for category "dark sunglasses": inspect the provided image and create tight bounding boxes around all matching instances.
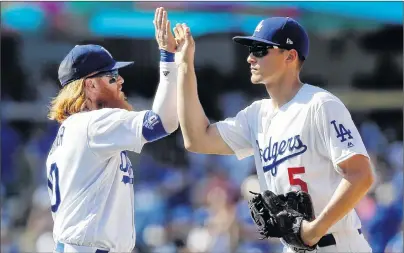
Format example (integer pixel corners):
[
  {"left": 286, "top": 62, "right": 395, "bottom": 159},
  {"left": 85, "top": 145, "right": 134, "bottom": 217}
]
[
  {"left": 248, "top": 45, "right": 279, "bottom": 58},
  {"left": 87, "top": 69, "right": 119, "bottom": 84}
]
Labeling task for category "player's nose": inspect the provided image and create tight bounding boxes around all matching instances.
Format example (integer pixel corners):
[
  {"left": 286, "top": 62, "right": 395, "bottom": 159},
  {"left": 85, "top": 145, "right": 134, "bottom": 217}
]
[
  {"left": 117, "top": 75, "right": 124, "bottom": 85},
  {"left": 247, "top": 53, "right": 257, "bottom": 64}
]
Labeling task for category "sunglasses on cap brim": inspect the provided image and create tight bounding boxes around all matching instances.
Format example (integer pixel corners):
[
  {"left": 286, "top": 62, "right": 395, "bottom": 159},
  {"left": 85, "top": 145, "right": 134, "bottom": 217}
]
[{"left": 86, "top": 69, "right": 119, "bottom": 84}]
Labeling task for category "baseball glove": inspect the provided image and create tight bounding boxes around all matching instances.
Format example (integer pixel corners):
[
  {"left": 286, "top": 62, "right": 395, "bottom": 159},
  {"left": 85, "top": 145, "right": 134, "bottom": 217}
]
[{"left": 248, "top": 190, "right": 317, "bottom": 251}]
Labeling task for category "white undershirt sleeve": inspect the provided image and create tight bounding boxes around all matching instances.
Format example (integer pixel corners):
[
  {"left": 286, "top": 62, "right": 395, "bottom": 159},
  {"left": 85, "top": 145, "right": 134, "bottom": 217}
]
[{"left": 151, "top": 62, "right": 179, "bottom": 133}]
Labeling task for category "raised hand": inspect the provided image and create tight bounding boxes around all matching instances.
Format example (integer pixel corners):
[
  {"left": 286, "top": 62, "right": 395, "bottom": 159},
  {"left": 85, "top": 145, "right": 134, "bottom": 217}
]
[
  {"left": 173, "top": 23, "right": 195, "bottom": 65},
  {"left": 153, "top": 7, "right": 176, "bottom": 53}
]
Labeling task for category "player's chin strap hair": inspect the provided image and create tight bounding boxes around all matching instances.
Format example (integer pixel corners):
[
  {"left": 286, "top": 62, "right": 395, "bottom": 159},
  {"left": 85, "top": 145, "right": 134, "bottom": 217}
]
[{"left": 142, "top": 50, "right": 179, "bottom": 142}]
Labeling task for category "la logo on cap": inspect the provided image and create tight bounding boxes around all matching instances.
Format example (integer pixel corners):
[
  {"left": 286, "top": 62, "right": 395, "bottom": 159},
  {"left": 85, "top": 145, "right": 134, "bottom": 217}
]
[{"left": 255, "top": 20, "right": 264, "bottom": 32}]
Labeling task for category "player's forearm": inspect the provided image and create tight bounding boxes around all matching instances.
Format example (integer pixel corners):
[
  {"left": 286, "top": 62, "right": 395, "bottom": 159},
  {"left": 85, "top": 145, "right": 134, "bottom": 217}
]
[
  {"left": 151, "top": 56, "right": 179, "bottom": 133},
  {"left": 313, "top": 167, "right": 374, "bottom": 236},
  {"left": 177, "top": 62, "right": 211, "bottom": 150}
]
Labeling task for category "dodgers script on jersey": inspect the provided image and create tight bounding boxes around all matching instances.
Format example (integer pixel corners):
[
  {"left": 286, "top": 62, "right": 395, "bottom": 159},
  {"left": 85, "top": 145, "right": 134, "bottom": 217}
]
[
  {"left": 216, "top": 84, "right": 369, "bottom": 234},
  {"left": 46, "top": 108, "right": 147, "bottom": 252}
]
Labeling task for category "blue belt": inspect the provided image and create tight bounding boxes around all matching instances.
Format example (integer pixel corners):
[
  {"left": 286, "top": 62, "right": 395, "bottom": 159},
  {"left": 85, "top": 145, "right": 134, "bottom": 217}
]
[{"left": 56, "top": 242, "right": 109, "bottom": 253}]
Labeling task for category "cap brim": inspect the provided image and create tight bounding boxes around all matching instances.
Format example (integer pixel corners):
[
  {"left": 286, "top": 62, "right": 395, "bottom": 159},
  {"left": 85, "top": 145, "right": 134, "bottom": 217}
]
[
  {"left": 98, "top": 61, "right": 134, "bottom": 72},
  {"left": 232, "top": 36, "right": 280, "bottom": 47}
]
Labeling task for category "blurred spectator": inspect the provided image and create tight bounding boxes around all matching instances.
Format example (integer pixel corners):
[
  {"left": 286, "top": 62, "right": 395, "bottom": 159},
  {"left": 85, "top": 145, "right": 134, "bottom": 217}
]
[
  {"left": 1, "top": 34, "right": 35, "bottom": 101},
  {"left": 1, "top": 122, "right": 22, "bottom": 193},
  {"left": 367, "top": 169, "right": 403, "bottom": 253}
]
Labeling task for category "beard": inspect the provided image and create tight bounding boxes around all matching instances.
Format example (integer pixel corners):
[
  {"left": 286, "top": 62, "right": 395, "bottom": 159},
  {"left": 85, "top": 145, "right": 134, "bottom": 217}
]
[
  {"left": 106, "top": 91, "right": 133, "bottom": 111},
  {"left": 120, "top": 92, "right": 134, "bottom": 111},
  {"left": 119, "top": 91, "right": 125, "bottom": 100},
  {"left": 87, "top": 91, "right": 133, "bottom": 111}
]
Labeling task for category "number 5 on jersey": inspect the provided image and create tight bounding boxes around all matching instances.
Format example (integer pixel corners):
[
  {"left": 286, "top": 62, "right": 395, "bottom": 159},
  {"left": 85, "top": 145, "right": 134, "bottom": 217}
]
[
  {"left": 48, "top": 163, "right": 61, "bottom": 212},
  {"left": 288, "top": 167, "right": 308, "bottom": 193}
]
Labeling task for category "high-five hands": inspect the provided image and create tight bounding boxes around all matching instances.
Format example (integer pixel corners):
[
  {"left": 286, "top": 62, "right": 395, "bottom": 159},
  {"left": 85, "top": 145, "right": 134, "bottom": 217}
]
[
  {"left": 153, "top": 7, "right": 178, "bottom": 53},
  {"left": 153, "top": 7, "right": 194, "bottom": 65},
  {"left": 173, "top": 23, "right": 195, "bottom": 65}
]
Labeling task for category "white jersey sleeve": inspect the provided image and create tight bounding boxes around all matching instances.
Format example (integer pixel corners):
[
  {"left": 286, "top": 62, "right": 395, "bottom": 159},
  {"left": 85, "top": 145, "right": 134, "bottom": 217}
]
[
  {"left": 315, "top": 100, "right": 369, "bottom": 173},
  {"left": 216, "top": 102, "right": 261, "bottom": 160},
  {"left": 88, "top": 108, "right": 147, "bottom": 157}
]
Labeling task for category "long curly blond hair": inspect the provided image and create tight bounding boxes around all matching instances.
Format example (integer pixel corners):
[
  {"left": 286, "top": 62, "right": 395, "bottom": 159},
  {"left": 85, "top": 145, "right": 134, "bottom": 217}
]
[{"left": 48, "top": 79, "right": 86, "bottom": 123}]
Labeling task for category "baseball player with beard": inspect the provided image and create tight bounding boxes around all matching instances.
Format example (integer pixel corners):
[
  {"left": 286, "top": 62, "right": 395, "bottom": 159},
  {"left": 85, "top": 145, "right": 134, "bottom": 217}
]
[
  {"left": 174, "top": 17, "right": 374, "bottom": 252},
  {"left": 46, "top": 7, "right": 183, "bottom": 253}
]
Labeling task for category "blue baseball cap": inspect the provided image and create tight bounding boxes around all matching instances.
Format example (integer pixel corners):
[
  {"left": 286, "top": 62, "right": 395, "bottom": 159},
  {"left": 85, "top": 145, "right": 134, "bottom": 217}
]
[
  {"left": 233, "top": 17, "right": 309, "bottom": 60},
  {"left": 58, "top": 44, "right": 134, "bottom": 87}
]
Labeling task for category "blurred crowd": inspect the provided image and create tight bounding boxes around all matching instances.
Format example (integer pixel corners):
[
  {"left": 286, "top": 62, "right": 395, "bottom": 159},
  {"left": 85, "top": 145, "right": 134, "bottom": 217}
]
[
  {"left": 2, "top": 111, "right": 403, "bottom": 253},
  {"left": 1, "top": 2, "right": 403, "bottom": 253}
]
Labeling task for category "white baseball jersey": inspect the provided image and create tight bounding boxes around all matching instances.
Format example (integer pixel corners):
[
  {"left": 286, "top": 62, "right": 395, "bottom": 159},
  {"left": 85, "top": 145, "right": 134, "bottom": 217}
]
[
  {"left": 217, "top": 84, "right": 369, "bottom": 234},
  {"left": 46, "top": 108, "right": 147, "bottom": 252}
]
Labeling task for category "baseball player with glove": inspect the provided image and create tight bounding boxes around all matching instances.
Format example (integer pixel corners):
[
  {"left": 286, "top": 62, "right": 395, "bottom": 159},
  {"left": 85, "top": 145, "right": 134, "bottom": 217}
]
[
  {"left": 175, "top": 16, "right": 374, "bottom": 252},
  {"left": 46, "top": 8, "right": 183, "bottom": 253}
]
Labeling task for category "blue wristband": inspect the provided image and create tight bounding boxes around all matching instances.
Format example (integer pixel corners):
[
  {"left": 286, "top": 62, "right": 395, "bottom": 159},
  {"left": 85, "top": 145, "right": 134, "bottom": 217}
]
[{"left": 160, "top": 49, "right": 175, "bottom": 62}]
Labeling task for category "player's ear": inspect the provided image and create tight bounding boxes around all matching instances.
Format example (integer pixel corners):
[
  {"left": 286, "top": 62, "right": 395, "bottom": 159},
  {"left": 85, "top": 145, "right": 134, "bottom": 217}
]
[
  {"left": 84, "top": 78, "right": 96, "bottom": 89},
  {"left": 286, "top": 50, "right": 298, "bottom": 64}
]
